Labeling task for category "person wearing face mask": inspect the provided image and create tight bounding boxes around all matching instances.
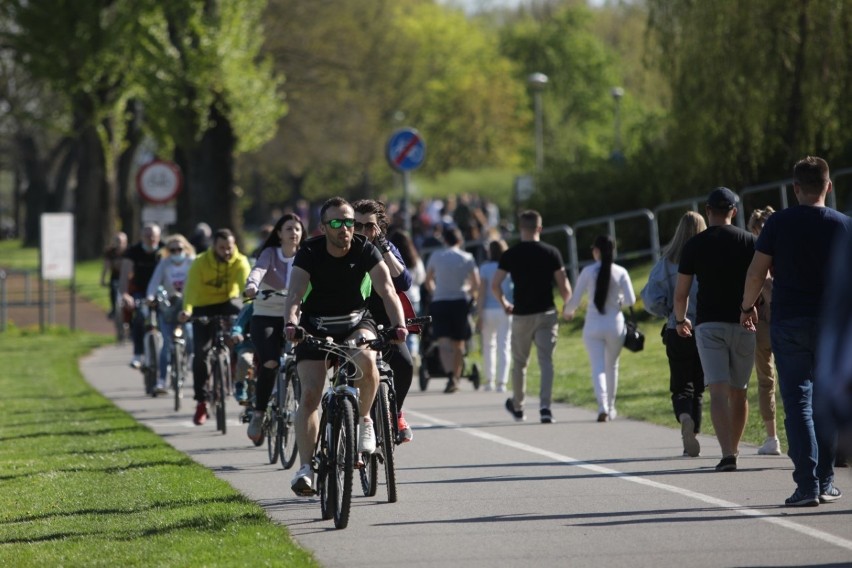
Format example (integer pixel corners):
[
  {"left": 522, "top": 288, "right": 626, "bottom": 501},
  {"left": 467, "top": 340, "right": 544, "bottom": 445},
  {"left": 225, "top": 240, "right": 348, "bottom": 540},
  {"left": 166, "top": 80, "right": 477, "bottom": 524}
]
[
  {"left": 120, "top": 223, "right": 164, "bottom": 371},
  {"left": 146, "top": 234, "right": 196, "bottom": 394},
  {"left": 180, "top": 228, "right": 251, "bottom": 426}
]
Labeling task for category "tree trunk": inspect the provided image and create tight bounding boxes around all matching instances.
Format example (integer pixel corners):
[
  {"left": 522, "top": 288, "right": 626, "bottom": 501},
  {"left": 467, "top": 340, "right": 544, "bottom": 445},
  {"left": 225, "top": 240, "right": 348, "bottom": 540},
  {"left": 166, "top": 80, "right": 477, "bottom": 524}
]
[
  {"left": 15, "top": 132, "right": 51, "bottom": 247},
  {"left": 74, "top": 121, "right": 112, "bottom": 260},
  {"left": 186, "top": 103, "right": 240, "bottom": 244},
  {"left": 117, "top": 99, "right": 144, "bottom": 238}
]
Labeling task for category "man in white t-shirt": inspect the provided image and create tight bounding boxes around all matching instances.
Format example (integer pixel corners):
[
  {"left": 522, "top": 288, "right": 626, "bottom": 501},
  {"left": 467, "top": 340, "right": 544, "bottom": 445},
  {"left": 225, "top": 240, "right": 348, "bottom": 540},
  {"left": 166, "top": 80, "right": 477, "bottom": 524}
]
[{"left": 424, "top": 227, "right": 480, "bottom": 393}]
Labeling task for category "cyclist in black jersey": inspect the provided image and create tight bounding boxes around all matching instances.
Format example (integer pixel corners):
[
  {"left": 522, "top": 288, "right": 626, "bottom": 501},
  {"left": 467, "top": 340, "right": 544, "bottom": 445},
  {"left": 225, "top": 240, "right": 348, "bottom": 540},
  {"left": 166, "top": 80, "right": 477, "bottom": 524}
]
[{"left": 284, "top": 197, "right": 407, "bottom": 495}]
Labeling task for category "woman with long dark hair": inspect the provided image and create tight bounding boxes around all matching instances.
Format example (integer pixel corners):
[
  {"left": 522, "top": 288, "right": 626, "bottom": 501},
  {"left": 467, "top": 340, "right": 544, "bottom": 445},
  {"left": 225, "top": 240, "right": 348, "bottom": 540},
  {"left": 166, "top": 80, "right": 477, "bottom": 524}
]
[
  {"left": 563, "top": 235, "right": 636, "bottom": 422},
  {"left": 243, "top": 213, "right": 306, "bottom": 443}
]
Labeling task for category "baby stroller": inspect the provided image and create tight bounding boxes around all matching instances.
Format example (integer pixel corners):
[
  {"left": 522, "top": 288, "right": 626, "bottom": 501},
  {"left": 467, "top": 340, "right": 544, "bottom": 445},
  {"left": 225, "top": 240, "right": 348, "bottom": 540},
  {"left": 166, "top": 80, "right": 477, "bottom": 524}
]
[{"left": 417, "top": 300, "right": 480, "bottom": 392}]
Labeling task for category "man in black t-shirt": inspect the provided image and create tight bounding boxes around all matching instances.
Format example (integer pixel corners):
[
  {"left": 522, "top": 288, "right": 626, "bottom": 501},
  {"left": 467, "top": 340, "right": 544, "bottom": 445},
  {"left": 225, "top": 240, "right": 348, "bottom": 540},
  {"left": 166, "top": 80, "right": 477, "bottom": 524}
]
[
  {"left": 119, "top": 223, "right": 163, "bottom": 371},
  {"left": 283, "top": 197, "right": 407, "bottom": 496},
  {"left": 492, "top": 210, "right": 573, "bottom": 424},
  {"left": 674, "top": 187, "right": 756, "bottom": 472}
]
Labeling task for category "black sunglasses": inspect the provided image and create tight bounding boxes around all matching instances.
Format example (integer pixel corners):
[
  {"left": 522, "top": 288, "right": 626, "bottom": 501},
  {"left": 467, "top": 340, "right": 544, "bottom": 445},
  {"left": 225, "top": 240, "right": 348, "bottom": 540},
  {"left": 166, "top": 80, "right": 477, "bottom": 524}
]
[
  {"left": 325, "top": 218, "right": 355, "bottom": 229},
  {"left": 168, "top": 247, "right": 182, "bottom": 253},
  {"left": 354, "top": 221, "right": 378, "bottom": 231}
]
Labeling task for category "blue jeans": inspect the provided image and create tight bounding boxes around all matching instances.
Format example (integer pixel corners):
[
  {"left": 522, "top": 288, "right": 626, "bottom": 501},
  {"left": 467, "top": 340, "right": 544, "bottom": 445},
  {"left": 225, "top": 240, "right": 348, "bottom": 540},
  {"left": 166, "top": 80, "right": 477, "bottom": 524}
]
[{"left": 771, "top": 317, "right": 836, "bottom": 495}]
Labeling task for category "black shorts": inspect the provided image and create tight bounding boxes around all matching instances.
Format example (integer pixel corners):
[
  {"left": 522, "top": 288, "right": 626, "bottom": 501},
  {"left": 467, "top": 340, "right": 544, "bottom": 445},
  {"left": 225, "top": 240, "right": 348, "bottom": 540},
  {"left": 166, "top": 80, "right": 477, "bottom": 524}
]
[
  {"left": 294, "top": 313, "right": 379, "bottom": 362},
  {"left": 429, "top": 299, "right": 472, "bottom": 341}
]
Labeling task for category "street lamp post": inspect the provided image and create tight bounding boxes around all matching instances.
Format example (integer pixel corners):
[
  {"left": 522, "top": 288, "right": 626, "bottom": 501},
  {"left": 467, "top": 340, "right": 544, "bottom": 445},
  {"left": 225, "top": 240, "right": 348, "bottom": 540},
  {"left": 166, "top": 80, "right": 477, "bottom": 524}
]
[
  {"left": 528, "top": 72, "right": 548, "bottom": 174},
  {"left": 611, "top": 86, "right": 624, "bottom": 163}
]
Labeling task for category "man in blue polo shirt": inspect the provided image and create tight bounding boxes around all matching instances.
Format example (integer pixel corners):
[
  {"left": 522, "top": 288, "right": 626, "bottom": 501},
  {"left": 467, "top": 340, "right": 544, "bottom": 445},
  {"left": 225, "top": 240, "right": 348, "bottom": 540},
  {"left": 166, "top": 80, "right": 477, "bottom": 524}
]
[{"left": 741, "top": 156, "right": 851, "bottom": 507}]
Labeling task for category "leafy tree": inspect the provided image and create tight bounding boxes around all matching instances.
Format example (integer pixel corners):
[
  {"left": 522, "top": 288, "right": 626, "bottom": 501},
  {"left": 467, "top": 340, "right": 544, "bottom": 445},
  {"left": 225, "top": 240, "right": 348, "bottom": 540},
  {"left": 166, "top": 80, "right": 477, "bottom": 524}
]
[
  {"left": 646, "top": 0, "right": 852, "bottom": 191},
  {"left": 251, "top": 0, "right": 527, "bottom": 214}
]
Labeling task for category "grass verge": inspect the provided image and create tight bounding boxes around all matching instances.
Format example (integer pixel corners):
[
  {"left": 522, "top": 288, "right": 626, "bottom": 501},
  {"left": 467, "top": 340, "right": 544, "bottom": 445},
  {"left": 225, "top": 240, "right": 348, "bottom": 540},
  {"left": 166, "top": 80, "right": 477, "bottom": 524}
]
[{"left": 0, "top": 328, "right": 318, "bottom": 567}]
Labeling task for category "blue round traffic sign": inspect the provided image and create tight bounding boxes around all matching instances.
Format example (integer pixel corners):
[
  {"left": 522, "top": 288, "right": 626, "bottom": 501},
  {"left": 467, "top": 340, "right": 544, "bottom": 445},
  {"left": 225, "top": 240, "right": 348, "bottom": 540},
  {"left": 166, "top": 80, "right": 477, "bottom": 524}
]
[{"left": 386, "top": 128, "right": 426, "bottom": 172}]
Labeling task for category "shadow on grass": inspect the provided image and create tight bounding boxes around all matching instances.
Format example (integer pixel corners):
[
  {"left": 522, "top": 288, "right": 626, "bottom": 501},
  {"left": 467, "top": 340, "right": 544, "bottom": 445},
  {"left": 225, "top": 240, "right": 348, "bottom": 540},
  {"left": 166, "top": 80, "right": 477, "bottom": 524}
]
[
  {"left": 0, "top": 423, "right": 148, "bottom": 443},
  {"left": 1, "top": 494, "right": 249, "bottom": 527}
]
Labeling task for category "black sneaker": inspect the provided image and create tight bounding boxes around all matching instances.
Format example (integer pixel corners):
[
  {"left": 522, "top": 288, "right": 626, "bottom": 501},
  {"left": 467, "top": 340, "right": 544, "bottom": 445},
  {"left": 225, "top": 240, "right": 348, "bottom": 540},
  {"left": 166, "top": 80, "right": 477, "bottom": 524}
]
[
  {"left": 785, "top": 488, "right": 819, "bottom": 507},
  {"left": 504, "top": 398, "right": 525, "bottom": 422},
  {"left": 539, "top": 408, "right": 554, "bottom": 424},
  {"left": 715, "top": 455, "right": 737, "bottom": 472},
  {"left": 819, "top": 485, "right": 842, "bottom": 503}
]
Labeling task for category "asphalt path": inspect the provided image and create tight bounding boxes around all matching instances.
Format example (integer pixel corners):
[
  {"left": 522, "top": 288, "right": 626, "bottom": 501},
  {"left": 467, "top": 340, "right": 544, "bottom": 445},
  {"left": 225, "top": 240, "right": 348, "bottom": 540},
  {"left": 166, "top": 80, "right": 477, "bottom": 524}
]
[{"left": 81, "top": 344, "right": 852, "bottom": 568}]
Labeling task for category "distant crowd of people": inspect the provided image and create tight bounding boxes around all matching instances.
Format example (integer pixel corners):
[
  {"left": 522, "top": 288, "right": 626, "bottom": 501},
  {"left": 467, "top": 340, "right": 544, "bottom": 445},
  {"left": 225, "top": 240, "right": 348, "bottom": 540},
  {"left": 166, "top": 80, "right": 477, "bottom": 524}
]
[{"left": 106, "top": 155, "right": 851, "bottom": 509}]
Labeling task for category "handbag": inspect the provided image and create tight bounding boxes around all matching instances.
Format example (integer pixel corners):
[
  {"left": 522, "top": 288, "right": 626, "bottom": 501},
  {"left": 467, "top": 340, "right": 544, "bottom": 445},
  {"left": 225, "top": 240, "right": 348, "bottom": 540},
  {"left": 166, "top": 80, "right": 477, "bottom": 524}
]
[{"left": 624, "top": 307, "right": 645, "bottom": 353}]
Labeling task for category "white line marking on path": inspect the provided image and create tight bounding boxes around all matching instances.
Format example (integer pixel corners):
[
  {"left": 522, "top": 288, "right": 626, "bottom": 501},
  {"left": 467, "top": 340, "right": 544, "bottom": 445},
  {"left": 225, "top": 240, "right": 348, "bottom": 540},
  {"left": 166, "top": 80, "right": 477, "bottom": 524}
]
[{"left": 407, "top": 411, "right": 852, "bottom": 552}]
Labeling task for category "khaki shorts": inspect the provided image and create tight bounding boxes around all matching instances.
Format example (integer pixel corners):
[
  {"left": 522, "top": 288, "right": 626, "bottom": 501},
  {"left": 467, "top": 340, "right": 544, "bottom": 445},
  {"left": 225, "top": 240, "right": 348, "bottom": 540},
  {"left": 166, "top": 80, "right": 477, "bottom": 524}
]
[{"left": 695, "top": 322, "right": 755, "bottom": 389}]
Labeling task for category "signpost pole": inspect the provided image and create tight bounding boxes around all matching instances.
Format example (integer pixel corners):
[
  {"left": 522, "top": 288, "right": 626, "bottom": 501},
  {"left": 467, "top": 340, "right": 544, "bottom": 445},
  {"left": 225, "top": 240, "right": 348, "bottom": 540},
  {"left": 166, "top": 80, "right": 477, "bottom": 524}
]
[{"left": 402, "top": 170, "right": 412, "bottom": 235}]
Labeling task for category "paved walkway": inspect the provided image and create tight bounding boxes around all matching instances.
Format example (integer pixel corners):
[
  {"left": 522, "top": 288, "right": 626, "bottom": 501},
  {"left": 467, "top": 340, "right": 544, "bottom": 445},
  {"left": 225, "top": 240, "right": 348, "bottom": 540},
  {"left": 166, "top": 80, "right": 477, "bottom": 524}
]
[{"left": 80, "top": 344, "right": 852, "bottom": 568}]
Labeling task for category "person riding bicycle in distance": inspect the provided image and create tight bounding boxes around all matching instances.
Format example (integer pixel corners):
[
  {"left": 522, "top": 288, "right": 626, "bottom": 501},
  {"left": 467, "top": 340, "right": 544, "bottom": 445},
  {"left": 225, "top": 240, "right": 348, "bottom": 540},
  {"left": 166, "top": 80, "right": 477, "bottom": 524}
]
[
  {"left": 284, "top": 197, "right": 408, "bottom": 496},
  {"left": 179, "top": 228, "right": 251, "bottom": 426}
]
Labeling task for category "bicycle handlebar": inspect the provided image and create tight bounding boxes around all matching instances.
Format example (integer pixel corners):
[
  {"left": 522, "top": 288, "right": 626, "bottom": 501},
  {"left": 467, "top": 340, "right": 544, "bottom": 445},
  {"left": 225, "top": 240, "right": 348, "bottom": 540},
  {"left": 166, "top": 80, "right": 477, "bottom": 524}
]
[{"left": 244, "top": 289, "right": 288, "bottom": 302}]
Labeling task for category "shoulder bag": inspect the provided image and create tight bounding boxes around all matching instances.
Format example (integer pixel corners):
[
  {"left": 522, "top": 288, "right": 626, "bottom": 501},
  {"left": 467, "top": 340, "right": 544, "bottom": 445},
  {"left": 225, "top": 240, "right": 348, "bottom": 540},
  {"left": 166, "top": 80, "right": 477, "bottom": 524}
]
[{"left": 624, "top": 307, "right": 645, "bottom": 353}]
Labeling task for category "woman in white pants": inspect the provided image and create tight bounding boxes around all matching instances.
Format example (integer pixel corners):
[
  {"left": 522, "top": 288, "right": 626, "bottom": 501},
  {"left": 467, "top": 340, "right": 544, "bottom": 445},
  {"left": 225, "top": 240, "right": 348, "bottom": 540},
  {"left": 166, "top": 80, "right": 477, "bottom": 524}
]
[
  {"left": 477, "top": 240, "right": 513, "bottom": 392},
  {"left": 563, "top": 235, "right": 636, "bottom": 422}
]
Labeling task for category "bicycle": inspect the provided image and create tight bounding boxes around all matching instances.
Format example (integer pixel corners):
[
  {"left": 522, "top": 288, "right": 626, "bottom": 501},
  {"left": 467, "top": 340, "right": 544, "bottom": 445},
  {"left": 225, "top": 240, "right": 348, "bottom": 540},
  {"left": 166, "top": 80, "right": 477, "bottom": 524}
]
[
  {"left": 191, "top": 314, "right": 235, "bottom": 434},
  {"left": 137, "top": 291, "right": 168, "bottom": 397},
  {"left": 291, "top": 331, "right": 364, "bottom": 530},
  {"left": 238, "top": 290, "right": 299, "bottom": 460},
  {"left": 359, "top": 317, "right": 431, "bottom": 504},
  {"left": 267, "top": 347, "right": 300, "bottom": 469}
]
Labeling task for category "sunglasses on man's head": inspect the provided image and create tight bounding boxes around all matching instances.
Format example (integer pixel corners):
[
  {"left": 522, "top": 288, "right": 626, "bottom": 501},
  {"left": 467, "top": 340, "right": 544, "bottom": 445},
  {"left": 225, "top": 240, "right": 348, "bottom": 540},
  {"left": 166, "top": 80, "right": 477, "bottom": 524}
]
[
  {"left": 354, "top": 221, "right": 378, "bottom": 232},
  {"left": 325, "top": 218, "right": 355, "bottom": 229}
]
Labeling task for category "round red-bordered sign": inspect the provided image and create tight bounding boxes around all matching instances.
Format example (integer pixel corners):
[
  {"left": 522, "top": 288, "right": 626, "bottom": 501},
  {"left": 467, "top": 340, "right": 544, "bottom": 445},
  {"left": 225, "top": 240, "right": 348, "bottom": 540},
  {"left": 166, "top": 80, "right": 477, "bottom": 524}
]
[{"left": 136, "top": 160, "right": 183, "bottom": 204}]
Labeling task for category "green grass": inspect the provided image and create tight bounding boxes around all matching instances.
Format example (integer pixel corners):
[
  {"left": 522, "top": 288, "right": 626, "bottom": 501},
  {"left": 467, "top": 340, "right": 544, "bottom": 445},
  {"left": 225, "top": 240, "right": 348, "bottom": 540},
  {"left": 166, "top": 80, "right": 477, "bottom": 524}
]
[{"left": 0, "top": 327, "right": 318, "bottom": 567}]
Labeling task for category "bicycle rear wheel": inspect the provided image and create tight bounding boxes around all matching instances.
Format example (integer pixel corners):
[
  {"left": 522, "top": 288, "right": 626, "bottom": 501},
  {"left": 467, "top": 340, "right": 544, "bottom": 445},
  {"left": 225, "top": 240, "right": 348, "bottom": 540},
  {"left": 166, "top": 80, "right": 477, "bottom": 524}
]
[
  {"left": 266, "top": 400, "right": 279, "bottom": 464},
  {"left": 331, "top": 397, "right": 355, "bottom": 529},
  {"left": 279, "top": 364, "right": 300, "bottom": 470},
  {"left": 377, "top": 382, "right": 397, "bottom": 503},
  {"left": 143, "top": 332, "right": 160, "bottom": 396},
  {"left": 213, "top": 354, "right": 228, "bottom": 434}
]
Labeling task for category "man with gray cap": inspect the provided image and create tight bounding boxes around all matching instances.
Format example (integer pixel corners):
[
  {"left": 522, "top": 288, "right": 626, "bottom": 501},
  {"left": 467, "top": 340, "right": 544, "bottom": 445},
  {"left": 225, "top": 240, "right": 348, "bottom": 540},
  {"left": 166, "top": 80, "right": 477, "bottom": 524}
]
[{"left": 673, "top": 187, "right": 756, "bottom": 472}]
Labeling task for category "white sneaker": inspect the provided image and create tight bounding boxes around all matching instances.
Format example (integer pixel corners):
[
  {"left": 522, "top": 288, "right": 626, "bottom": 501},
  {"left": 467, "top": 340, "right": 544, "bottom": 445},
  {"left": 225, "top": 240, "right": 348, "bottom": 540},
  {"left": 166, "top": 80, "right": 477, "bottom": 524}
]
[
  {"left": 758, "top": 436, "right": 781, "bottom": 455},
  {"left": 359, "top": 417, "right": 376, "bottom": 454},
  {"left": 496, "top": 384, "right": 507, "bottom": 393},
  {"left": 154, "top": 379, "right": 169, "bottom": 394},
  {"left": 484, "top": 382, "right": 494, "bottom": 392},
  {"left": 129, "top": 355, "right": 143, "bottom": 369},
  {"left": 291, "top": 464, "right": 313, "bottom": 496}
]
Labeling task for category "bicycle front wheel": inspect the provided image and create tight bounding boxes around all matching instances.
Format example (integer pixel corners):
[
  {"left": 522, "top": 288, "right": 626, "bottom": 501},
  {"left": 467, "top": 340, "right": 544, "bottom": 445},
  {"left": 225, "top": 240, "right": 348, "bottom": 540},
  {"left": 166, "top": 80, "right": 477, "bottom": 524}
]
[
  {"left": 143, "top": 332, "right": 160, "bottom": 396},
  {"left": 212, "top": 353, "right": 228, "bottom": 434},
  {"left": 171, "top": 341, "right": 185, "bottom": 412},
  {"left": 377, "top": 382, "right": 397, "bottom": 503},
  {"left": 331, "top": 397, "right": 355, "bottom": 529},
  {"left": 279, "top": 365, "right": 300, "bottom": 470}
]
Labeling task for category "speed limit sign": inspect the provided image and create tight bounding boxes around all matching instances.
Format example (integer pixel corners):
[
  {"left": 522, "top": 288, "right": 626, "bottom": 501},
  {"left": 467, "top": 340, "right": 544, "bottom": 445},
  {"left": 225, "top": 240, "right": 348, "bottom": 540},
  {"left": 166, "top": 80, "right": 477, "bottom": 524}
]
[{"left": 136, "top": 160, "right": 183, "bottom": 204}]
